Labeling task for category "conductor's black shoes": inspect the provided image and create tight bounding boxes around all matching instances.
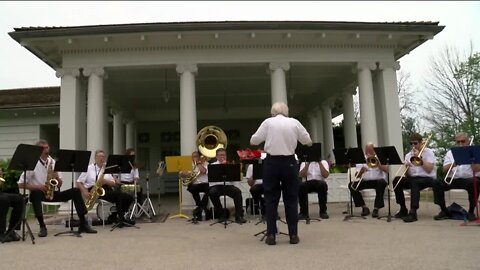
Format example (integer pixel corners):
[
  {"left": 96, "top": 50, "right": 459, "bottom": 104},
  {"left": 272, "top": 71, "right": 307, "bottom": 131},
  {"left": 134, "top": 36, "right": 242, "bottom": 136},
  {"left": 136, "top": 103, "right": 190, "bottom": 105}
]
[
  {"left": 433, "top": 211, "right": 450, "bottom": 220},
  {"left": 235, "top": 217, "right": 247, "bottom": 224},
  {"left": 289, "top": 235, "right": 300, "bottom": 244},
  {"left": 394, "top": 208, "right": 408, "bottom": 219},
  {"left": 265, "top": 234, "right": 276, "bottom": 245},
  {"left": 78, "top": 224, "right": 97, "bottom": 234},
  {"left": 38, "top": 227, "right": 47, "bottom": 237}
]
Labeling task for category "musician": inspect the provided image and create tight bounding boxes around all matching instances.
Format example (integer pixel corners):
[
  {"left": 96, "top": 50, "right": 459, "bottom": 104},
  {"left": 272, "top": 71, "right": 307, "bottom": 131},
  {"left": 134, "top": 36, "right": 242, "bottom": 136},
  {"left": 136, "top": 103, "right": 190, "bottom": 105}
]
[
  {"left": 251, "top": 102, "right": 312, "bottom": 245},
  {"left": 298, "top": 159, "right": 330, "bottom": 220},
  {"left": 208, "top": 148, "right": 247, "bottom": 224},
  {"left": 184, "top": 151, "right": 209, "bottom": 211},
  {"left": 432, "top": 133, "right": 480, "bottom": 221},
  {"left": 77, "top": 150, "right": 134, "bottom": 225},
  {"left": 119, "top": 148, "right": 143, "bottom": 204},
  {"left": 246, "top": 162, "right": 265, "bottom": 220},
  {"left": 348, "top": 143, "right": 388, "bottom": 218},
  {"left": 0, "top": 168, "right": 22, "bottom": 242},
  {"left": 18, "top": 140, "right": 96, "bottom": 237},
  {"left": 393, "top": 133, "right": 436, "bottom": 223}
]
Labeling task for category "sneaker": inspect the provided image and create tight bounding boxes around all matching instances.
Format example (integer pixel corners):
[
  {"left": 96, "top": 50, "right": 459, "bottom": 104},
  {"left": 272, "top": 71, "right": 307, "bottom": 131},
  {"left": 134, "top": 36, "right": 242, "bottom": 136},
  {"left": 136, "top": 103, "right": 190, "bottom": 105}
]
[
  {"left": 298, "top": 213, "right": 308, "bottom": 220},
  {"left": 394, "top": 208, "right": 408, "bottom": 219},
  {"left": 235, "top": 217, "right": 247, "bottom": 224},
  {"left": 320, "top": 212, "right": 329, "bottom": 219},
  {"left": 433, "top": 211, "right": 450, "bottom": 220},
  {"left": 78, "top": 224, "right": 97, "bottom": 234},
  {"left": 372, "top": 209, "right": 379, "bottom": 218},
  {"left": 361, "top": 207, "right": 370, "bottom": 217},
  {"left": 265, "top": 234, "right": 276, "bottom": 245},
  {"left": 38, "top": 227, "right": 47, "bottom": 237},
  {"left": 403, "top": 213, "right": 418, "bottom": 223},
  {"left": 289, "top": 235, "right": 300, "bottom": 244}
]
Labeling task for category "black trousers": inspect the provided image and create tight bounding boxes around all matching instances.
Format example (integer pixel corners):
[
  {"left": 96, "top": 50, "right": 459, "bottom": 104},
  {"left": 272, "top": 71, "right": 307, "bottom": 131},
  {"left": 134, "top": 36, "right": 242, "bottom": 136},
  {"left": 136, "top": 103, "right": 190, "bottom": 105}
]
[
  {"left": 298, "top": 180, "right": 328, "bottom": 216},
  {"left": 250, "top": 184, "right": 265, "bottom": 215},
  {"left": 30, "top": 188, "right": 87, "bottom": 221},
  {"left": 263, "top": 155, "right": 298, "bottom": 236},
  {"left": 432, "top": 177, "right": 480, "bottom": 213},
  {"left": 99, "top": 187, "right": 134, "bottom": 217},
  {"left": 393, "top": 176, "right": 433, "bottom": 210},
  {"left": 0, "top": 192, "right": 23, "bottom": 233},
  {"left": 348, "top": 179, "right": 387, "bottom": 209},
  {"left": 209, "top": 185, "right": 243, "bottom": 219},
  {"left": 187, "top": 182, "right": 209, "bottom": 209}
]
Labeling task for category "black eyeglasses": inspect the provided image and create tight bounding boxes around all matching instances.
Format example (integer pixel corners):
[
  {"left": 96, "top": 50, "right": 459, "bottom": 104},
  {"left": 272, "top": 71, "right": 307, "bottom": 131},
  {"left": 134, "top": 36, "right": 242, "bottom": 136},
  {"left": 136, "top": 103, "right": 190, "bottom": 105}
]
[
  {"left": 456, "top": 139, "right": 467, "bottom": 144},
  {"left": 410, "top": 141, "right": 419, "bottom": 146}
]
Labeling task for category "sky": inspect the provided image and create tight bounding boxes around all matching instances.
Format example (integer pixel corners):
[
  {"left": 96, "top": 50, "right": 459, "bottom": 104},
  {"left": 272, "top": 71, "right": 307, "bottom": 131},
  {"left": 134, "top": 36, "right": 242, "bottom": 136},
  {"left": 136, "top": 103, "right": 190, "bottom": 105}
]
[{"left": 0, "top": 1, "right": 479, "bottom": 92}]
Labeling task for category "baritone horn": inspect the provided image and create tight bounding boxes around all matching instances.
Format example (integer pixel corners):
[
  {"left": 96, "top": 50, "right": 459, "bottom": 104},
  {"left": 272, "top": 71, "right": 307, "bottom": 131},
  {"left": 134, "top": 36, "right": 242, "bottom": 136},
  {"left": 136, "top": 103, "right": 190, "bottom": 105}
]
[{"left": 444, "top": 136, "right": 474, "bottom": 185}]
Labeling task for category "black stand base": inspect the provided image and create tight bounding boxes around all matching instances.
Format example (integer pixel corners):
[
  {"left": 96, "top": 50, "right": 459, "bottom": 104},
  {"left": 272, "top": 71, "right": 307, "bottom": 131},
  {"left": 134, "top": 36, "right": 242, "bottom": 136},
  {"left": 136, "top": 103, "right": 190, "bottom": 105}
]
[
  {"left": 254, "top": 229, "right": 288, "bottom": 241},
  {"left": 6, "top": 217, "right": 35, "bottom": 244},
  {"left": 110, "top": 220, "right": 140, "bottom": 231},
  {"left": 304, "top": 217, "right": 321, "bottom": 224},
  {"left": 210, "top": 216, "right": 235, "bottom": 229}
]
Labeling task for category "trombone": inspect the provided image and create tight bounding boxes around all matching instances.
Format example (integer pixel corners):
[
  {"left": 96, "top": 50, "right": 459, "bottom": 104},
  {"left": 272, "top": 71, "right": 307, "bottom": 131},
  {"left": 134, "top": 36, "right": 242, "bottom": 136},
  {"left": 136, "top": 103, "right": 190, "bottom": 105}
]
[
  {"left": 444, "top": 136, "right": 474, "bottom": 185},
  {"left": 392, "top": 133, "right": 433, "bottom": 191},
  {"left": 351, "top": 155, "right": 380, "bottom": 191}
]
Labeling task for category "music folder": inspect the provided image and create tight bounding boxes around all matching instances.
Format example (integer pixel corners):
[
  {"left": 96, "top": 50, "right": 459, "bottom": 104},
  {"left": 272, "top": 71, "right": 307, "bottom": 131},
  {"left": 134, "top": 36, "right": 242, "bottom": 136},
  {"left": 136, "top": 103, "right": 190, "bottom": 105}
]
[{"left": 165, "top": 156, "right": 192, "bottom": 173}]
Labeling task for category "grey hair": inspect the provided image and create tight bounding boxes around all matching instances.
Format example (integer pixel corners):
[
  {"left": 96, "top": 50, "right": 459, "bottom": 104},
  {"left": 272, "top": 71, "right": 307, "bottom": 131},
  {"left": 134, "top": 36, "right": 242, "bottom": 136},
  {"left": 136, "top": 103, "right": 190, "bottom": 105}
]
[
  {"left": 271, "top": 102, "right": 289, "bottom": 117},
  {"left": 456, "top": 132, "right": 469, "bottom": 139},
  {"left": 36, "top": 139, "right": 48, "bottom": 146}
]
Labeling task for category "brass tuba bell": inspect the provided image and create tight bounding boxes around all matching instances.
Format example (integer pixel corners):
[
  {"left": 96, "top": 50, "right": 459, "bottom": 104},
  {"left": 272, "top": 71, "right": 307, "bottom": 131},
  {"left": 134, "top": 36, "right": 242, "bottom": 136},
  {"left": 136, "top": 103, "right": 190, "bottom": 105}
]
[{"left": 196, "top": 126, "right": 228, "bottom": 159}]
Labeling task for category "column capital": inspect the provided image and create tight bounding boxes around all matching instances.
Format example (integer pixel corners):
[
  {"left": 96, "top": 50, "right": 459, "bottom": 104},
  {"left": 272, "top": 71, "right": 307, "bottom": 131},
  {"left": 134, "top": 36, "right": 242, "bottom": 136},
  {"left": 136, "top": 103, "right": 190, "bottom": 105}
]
[
  {"left": 83, "top": 67, "right": 106, "bottom": 78},
  {"left": 356, "top": 62, "right": 377, "bottom": 71},
  {"left": 268, "top": 62, "right": 290, "bottom": 72},
  {"left": 176, "top": 63, "right": 198, "bottom": 75},
  {"left": 378, "top": 61, "right": 401, "bottom": 71},
  {"left": 55, "top": 68, "right": 80, "bottom": 78}
]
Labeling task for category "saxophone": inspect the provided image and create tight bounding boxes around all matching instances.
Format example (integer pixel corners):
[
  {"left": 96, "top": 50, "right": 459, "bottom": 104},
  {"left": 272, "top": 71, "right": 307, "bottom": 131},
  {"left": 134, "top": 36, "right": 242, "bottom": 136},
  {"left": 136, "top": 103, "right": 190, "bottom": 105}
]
[
  {"left": 45, "top": 157, "right": 59, "bottom": 201},
  {"left": 85, "top": 164, "right": 106, "bottom": 211}
]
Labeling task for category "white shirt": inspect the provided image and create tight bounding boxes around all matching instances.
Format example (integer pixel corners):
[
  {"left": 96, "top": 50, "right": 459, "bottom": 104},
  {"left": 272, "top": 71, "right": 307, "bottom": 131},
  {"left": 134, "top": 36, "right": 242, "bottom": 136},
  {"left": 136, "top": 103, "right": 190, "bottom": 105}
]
[
  {"left": 77, "top": 163, "right": 115, "bottom": 189},
  {"left": 300, "top": 161, "right": 329, "bottom": 181},
  {"left": 250, "top": 114, "right": 312, "bottom": 156},
  {"left": 193, "top": 161, "right": 209, "bottom": 184},
  {"left": 405, "top": 148, "right": 436, "bottom": 178},
  {"left": 443, "top": 150, "right": 479, "bottom": 178},
  {"left": 120, "top": 168, "right": 139, "bottom": 183},
  {"left": 355, "top": 164, "right": 386, "bottom": 181},
  {"left": 246, "top": 164, "right": 263, "bottom": 185},
  {"left": 18, "top": 157, "right": 62, "bottom": 185},
  {"left": 208, "top": 161, "right": 234, "bottom": 187}
]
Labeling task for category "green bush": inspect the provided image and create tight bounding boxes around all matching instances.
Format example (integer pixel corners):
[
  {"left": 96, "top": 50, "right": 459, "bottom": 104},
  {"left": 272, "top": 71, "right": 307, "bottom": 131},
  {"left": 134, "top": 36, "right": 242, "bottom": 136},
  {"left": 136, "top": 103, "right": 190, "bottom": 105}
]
[{"left": 0, "top": 159, "right": 21, "bottom": 194}]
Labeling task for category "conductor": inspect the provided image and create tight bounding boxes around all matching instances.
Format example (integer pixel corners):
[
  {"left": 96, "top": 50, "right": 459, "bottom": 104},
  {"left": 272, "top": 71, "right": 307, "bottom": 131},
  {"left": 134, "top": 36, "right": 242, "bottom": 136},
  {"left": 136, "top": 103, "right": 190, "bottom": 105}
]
[{"left": 250, "top": 102, "right": 312, "bottom": 245}]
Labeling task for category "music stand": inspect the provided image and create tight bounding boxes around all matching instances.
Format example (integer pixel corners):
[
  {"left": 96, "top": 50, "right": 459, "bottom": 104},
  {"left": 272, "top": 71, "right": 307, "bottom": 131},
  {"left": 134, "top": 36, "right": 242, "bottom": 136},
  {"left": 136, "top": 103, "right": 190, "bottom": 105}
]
[
  {"left": 208, "top": 163, "right": 241, "bottom": 228},
  {"left": 53, "top": 149, "right": 91, "bottom": 237},
  {"left": 166, "top": 156, "right": 193, "bottom": 220},
  {"left": 296, "top": 143, "right": 322, "bottom": 224},
  {"left": 373, "top": 146, "right": 402, "bottom": 222},
  {"left": 7, "top": 144, "right": 43, "bottom": 244},
  {"left": 105, "top": 155, "right": 140, "bottom": 231},
  {"left": 451, "top": 146, "right": 480, "bottom": 226},
  {"left": 332, "top": 147, "right": 366, "bottom": 221}
]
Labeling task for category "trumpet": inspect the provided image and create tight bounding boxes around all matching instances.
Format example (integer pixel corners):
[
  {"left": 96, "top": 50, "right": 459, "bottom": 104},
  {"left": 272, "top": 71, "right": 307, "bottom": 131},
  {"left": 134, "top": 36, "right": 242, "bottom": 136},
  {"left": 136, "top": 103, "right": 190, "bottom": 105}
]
[{"left": 444, "top": 136, "right": 474, "bottom": 185}]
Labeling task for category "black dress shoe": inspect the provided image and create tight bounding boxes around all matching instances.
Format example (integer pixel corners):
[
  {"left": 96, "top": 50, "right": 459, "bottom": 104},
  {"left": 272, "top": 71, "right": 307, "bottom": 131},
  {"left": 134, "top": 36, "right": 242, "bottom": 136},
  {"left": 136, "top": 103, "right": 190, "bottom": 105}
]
[
  {"left": 0, "top": 233, "right": 11, "bottom": 243},
  {"left": 289, "top": 235, "right": 300, "bottom": 244},
  {"left": 6, "top": 231, "right": 21, "bottom": 241},
  {"left": 394, "top": 208, "right": 408, "bottom": 219},
  {"left": 372, "top": 209, "right": 379, "bottom": 218},
  {"left": 361, "top": 207, "right": 370, "bottom": 216},
  {"left": 235, "top": 217, "right": 247, "bottom": 224},
  {"left": 298, "top": 213, "right": 308, "bottom": 220},
  {"left": 403, "top": 213, "right": 418, "bottom": 223},
  {"left": 78, "top": 224, "right": 97, "bottom": 234},
  {"left": 433, "top": 211, "right": 450, "bottom": 220},
  {"left": 265, "top": 234, "right": 276, "bottom": 245},
  {"left": 320, "top": 212, "right": 329, "bottom": 219},
  {"left": 38, "top": 227, "right": 48, "bottom": 237}
]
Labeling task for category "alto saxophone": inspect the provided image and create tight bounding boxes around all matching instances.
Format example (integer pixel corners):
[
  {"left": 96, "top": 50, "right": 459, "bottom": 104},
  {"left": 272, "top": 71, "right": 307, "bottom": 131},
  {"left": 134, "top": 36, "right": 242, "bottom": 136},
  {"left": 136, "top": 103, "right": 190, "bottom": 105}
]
[
  {"left": 85, "top": 164, "right": 106, "bottom": 211},
  {"left": 45, "top": 157, "right": 59, "bottom": 201}
]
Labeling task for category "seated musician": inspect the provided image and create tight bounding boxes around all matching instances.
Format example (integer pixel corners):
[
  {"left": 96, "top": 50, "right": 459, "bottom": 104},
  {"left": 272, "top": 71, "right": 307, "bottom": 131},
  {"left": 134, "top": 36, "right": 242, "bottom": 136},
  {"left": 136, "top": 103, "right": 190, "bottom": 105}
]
[
  {"left": 432, "top": 132, "right": 480, "bottom": 221},
  {"left": 246, "top": 162, "right": 265, "bottom": 220},
  {"left": 393, "top": 133, "right": 436, "bottom": 223},
  {"left": 0, "top": 168, "right": 23, "bottom": 242},
  {"left": 208, "top": 148, "right": 247, "bottom": 224},
  {"left": 119, "top": 148, "right": 143, "bottom": 205},
  {"left": 298, "top": 158, "right": 330, "bottom": 220},
  {"left": 348, "top": 143, "right": 388, "bottom": 218},
  {"left": 17, "top": 139, "right": 96, "bottom": 237},
  {"left": 77, "top": 150, "right": 134, "bottom": 225},
  {"left": 183, "top": 151, "right": 209, "bottom": 212}
]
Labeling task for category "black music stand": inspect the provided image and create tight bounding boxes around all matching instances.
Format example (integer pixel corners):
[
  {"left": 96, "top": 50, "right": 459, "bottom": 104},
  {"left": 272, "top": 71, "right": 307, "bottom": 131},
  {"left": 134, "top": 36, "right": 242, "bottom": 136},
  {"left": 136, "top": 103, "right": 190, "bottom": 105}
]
[
  {"left": 54, "top": 149, "right": 91, "bottom": 237},
  {"left": 332, "top": 147, "right": 366, "bottom": 221},
  {"left": 296, "top": 143, "right": 322, "bottom": 224},
  {"left": 105, "top": 155, "right": 139, "bottom": 231},
  {"left": 451, "top": 146, "right": 480, "bottom": 226},
  {"left": 7, "top": 144, "right": 43, "bottom": 244},
  {"left": 208, "top": 163, "right": 241, "bottom": 228},
  {"left": 374, "top": 146, "right": 402, "bottom": 222}
]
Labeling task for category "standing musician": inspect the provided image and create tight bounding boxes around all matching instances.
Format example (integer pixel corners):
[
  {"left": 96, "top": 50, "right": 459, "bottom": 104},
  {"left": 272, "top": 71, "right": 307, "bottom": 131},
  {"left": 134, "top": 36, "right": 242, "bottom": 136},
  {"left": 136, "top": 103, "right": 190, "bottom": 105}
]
[
  {"left": 246, "top": 162, "right": 265, "bottom": 220},
  {"left": 18, "top": 140, "right": 96, "bottom": 237},
  {"left": 348, "top": 143, "right": 388, "bottom": 218},
  {"left": 208, "top": 148, "right": 247, "bottom": 224},
  {"left": 183, "top": 151, "right": 209, "bottom": 212},
  {"left": 0, "top": 168, "right": 23, "bottom": 242},
  {"left": 77, "top": 150, "right": 134, "bottom": 225},
  {"left": 298, "top": 158, "right": 330, "bottom": 220},
  {"left": 393, "top": 133, "right": 436, "bottom": 223},
  {"left": 432, "top": 132, "right": 480, "bottom": 221},
  {"left": 119, "top": 148, "right": 143, "bottom": 205}
]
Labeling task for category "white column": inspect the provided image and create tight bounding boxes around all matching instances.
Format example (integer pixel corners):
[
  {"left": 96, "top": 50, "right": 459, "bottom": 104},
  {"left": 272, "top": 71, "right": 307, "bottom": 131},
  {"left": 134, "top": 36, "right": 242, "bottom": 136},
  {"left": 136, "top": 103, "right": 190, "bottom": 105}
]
[
  {"left": 103, "top": 101, "right": 110, "bottom": 155},
  {"left": 342, "top": 90, "right": 358, "bottom": 148},
  {"left": 357, "top": 62, "right": 379, "bottom": 148},
  {"left": 177, "top": 64, "right": 198, "bottom": 155},
  {"left": 56, "top": 68, "right": 82, "bottom": 189},
  {"left": 372, "top": 72, "right": 385, "bottom": 146},
  {"left": 315, "top": 109, "right": 325, "bottom": 157},
  {"left": 308, "top": 110, "right": 318, "bottom": 143},
  {"left": 322, "top": 103, "right": 335, "bottom": 160},
  {"left": 83, "top": 67, "right": 106, "bottom": 152},
  {"left": 269, "top": 62, "right": 290, "bottom": 105},
  {"left": 113, "top": 110, "right": 125, "bottom": 154},
  {"left": 378, "top": 61, "right": 404, "bottom": 158},
  {"left": 126, "top": 120, "right": 136, "bottom": 150}
]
